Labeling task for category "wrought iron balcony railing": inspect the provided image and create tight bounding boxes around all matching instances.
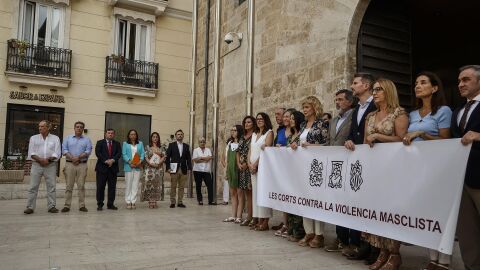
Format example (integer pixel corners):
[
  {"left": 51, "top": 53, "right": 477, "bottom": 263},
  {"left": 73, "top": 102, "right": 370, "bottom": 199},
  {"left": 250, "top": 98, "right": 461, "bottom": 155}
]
[
  {"left": 6, "top": 39, "right": 72, "bottom": 78},
  {"left": 105, "top": 56, "right": 158, "bottom": 89}
]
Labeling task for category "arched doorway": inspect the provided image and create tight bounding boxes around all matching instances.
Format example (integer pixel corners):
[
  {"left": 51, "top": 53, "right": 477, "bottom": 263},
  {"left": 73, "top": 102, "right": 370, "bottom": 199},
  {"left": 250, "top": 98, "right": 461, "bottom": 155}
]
[{"left": 356, "top": 0, "right": 480, "bottom": 110}]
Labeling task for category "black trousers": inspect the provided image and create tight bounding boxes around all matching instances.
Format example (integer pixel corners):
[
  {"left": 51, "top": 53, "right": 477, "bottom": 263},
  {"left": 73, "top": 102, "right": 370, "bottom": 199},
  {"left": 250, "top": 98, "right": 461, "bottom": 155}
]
[
  {"left": 336, "top": 226, "right": 361, "bottom": 246},
  {"left": 96, "top": 170, "right": 117, "bottom": 207},
  {"left": 193, "top": 171, "right": 213, "bottom": 203}
]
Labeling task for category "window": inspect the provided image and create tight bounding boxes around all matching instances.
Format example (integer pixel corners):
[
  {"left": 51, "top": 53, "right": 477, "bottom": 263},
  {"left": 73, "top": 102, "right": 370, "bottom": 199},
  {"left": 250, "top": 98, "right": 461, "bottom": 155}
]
[
  {"left": 5, "top": 104, "right": 64, "bottom": 157},
  {"left": 105, "top": 112, "right": 151, "bottom": 176},
  {"left": 19, "top": 0, "right": 65, "bottom": 47},
  {"left": 115, "top": 19, "right": 150, "bottom": 61}
]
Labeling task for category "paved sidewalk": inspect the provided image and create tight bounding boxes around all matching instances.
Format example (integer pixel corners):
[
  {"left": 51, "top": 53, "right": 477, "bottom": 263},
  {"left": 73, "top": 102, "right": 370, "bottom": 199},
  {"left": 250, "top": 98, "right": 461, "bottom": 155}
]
[{"left": 0, "top": 198, "right": 465, "bottom": 270}]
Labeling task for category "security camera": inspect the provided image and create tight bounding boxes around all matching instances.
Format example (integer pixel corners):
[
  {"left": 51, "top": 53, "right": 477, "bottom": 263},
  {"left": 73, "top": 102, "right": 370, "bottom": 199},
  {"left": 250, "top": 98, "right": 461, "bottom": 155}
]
[{"left": 224, "top": 32, "right": 243, "bottom": 44}]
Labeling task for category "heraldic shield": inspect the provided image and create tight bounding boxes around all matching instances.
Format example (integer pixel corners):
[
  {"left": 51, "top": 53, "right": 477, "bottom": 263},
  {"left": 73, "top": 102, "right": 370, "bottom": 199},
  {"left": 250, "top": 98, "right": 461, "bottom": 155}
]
[
  {"left": 349, "top": 160, "right": 363, "bottom": 192},
  {"left": 309, "top": 159, "right": 323, "bottom": 187}
]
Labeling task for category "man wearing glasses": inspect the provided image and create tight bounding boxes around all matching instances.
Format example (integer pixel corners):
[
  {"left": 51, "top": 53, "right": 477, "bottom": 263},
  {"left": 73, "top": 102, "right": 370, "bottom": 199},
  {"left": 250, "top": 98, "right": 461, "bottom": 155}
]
[
  {"left": 61, "top": 121, "right": 92, "bottom": 212},
  {"left": 192, "top": 137, "right": 215, "bottom": 205}
]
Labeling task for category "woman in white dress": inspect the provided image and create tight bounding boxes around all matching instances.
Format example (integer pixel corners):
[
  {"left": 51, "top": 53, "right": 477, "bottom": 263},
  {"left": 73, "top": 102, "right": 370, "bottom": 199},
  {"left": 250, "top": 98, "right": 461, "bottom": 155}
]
[{"left": 248, "top": 112, "right": 274, "bottom": 231}]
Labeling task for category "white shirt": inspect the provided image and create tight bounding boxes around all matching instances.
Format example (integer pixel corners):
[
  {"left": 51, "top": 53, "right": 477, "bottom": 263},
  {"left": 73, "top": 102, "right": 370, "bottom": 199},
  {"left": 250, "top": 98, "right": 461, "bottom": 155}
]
[
  {"left": 300, "top": 128, "right": 310, "bottom": 144},
  {"left": 131, "top": 144, "right": 137, "bottom": 159},
  {"left": 357, "top": 95, "right": 373, "bottom": 125},
  {"left": 457, "top": 94, "right": 480, "bottom": 126},
  {"left": 336, "top": 109, "right": 353, "bottom": 134},
  {"left": 177, "top": 141, "right": 183, "bottom": 158},
  {"left": 27, "top": 133, "right": 61, "bottom": 161},
  {"left": 192, "top": 147, "right": 212, "bottom": 172}
]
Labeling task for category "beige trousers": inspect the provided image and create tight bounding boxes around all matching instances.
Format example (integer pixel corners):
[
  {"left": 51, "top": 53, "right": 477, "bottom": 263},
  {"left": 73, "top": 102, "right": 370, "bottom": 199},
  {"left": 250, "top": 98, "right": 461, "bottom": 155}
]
[
  {"left": 170, "top": 172, "right": 187, "bottom": 204},
  {"left": 64, "top": 162, "right": 88, "bottom": 208}
]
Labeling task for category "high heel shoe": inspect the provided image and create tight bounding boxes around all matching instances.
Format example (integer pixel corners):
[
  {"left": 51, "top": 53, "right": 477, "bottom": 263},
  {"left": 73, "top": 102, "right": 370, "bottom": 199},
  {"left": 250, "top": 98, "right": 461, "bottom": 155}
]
[
  {"left": 298, "top": 233, "right": 315, "bottom": 247},
  {"left": 378, "top": 254, "right": 401, "bottom": 270},
  {"left": 369, "top": 250, "right": 390, "bottom": 270}
]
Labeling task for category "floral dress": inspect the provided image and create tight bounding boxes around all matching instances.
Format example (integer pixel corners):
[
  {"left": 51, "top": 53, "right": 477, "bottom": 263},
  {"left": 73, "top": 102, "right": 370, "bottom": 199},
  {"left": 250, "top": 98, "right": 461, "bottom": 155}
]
[
  {"left": 237, "top": 135, "right": 252, "bottom": 190},
  {"left": 364, "top": 107, "right": 407, "bottom": 249},
  {"left": 298, "top": 119, "right": 329, "bottom": 145},
  {"left": 141, "top": 146, "right": 164, "bottom": 202}
]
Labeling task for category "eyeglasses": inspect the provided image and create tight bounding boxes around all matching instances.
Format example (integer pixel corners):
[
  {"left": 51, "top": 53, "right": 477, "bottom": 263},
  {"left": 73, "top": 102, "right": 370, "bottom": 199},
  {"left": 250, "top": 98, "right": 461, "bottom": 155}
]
[
  {"left": 256, "top": 118, "right": 264, "bottom": 121},
  {"left": 372, "top": 87, "right": 384, "bottom": 94}
]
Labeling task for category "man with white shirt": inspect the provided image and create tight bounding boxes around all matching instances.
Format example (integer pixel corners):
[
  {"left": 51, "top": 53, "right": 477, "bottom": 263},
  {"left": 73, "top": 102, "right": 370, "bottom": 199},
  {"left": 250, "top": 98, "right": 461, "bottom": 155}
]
[
  {"left": 343, "top": 73, "right": 377, "bottom": 262},
  {"left": 24, "top": 120, "right": 62, "bottom": 214},
  {"left": 165, "top": 130, "right": 192, "bottom": 208},
  {"left": 192, "top": 137, "right": 215, "bottom": 205},
  {"left": 452, "top": 65, "right": 480, "bottom": 270}
]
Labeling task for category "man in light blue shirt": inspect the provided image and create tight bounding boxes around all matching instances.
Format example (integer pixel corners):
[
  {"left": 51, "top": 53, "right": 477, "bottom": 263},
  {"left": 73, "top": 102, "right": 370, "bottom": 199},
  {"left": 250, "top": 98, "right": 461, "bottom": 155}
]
[{"left": 61, "top": 121, "right": 92, "bottom": 212}]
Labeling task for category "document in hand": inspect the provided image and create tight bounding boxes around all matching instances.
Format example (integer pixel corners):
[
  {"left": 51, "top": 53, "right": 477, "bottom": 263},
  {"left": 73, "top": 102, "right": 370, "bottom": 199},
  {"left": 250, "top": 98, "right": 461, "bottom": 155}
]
[
  {"left": 170, "top": 163, "right": 178, "bottom": 173},
  {"left": 132, "top": 152, "right": 141, "bottom": 165}
]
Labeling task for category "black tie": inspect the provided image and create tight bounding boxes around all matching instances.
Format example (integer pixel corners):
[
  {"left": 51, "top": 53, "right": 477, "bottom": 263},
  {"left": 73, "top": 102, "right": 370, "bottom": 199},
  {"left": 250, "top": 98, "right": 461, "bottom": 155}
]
[{"left": 459, "top": 100, "right": 476, "bottom": 133}]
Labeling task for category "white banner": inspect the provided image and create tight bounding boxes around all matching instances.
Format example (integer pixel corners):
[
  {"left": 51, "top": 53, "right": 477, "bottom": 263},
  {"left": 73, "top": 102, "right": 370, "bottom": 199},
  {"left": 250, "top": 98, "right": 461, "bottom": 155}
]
[{"left": 257, "top": 139, "right": 471, "bottom": 254}]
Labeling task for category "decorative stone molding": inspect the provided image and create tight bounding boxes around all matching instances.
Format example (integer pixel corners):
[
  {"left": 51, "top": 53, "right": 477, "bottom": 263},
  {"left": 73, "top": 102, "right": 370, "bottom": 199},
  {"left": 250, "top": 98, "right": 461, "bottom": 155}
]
[
  {"left": 51, "top": 0, "right": 69, "bottom": 5},
  {"left": 5, "top": 71, "right": 71, "bottom": 88},
  {"left": 113, "top": 7, "right": 156, "bottom": 23},
  {"left": 164, "top": 7, "right": 192, "bottom": 21},
  {"left": 109, "top": 0, "right": 169, "bottom": 17},
  {"left": 104, "top": 83, "right": 158, "bottom": 97}
]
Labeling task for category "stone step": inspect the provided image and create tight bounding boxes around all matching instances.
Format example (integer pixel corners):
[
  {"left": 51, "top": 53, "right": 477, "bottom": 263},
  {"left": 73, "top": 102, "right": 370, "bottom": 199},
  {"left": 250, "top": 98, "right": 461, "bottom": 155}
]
[{"left": 0, "top": 180, "right": 214, "bottom": 200}]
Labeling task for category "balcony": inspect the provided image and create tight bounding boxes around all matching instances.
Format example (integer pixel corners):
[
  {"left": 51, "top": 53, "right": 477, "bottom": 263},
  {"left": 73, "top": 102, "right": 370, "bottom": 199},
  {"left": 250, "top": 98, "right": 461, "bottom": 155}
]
[
  {"left": 5, "top": 39, "right": 72, "bottom": 88},
  {"left": 104, "top": 56, "right": 159, "bottom": 97}
]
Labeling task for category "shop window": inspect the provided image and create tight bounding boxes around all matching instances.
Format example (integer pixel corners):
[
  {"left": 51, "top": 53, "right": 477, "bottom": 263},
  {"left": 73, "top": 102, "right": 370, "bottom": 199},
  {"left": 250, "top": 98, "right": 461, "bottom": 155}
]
[
  {"left": 5, "top": 104, "right": 64, "bottom": 157},
  {"left": 104, "top": 112, "right": 151, "bottom": 176}
]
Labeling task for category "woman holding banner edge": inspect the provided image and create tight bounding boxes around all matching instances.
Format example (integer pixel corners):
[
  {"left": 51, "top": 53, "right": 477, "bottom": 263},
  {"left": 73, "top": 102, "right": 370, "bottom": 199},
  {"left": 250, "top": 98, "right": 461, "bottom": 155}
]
[
  {"left": 363, "top": 78, "right": 408, "bottom": 270},
  {"left": 403, "top": 72, "right": 452, "bottom": 270},
  {"left": 291, "top": 96, "right": 329, "bottom": 248}
]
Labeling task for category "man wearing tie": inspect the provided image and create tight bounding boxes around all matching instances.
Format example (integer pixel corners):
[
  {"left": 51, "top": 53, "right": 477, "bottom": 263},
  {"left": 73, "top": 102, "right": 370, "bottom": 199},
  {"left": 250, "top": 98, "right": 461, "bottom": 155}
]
[
  {"left": 95, "top": 128, "right": 121, "bottom": 210},
  {"left": 343, "top": 73, "right": 378, "bottom": 262},
  {"left": 165, "top": 129, "right": 192, "bottom": 208},
  {"left": 452, "top": 65, "right": 480, "bottom": 270}
]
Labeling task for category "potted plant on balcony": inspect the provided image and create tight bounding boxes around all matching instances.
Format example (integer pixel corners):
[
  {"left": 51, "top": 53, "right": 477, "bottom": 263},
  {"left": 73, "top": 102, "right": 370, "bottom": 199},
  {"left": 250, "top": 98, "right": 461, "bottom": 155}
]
[
  {"left": 0, "top": 155, "right": 26, "bottom": 183},
  {"left": 111, "top": 54, "right": 125, "bottom": 64},
  {"left": 10, "top": 39, "right": 30, "bottom": 59}
]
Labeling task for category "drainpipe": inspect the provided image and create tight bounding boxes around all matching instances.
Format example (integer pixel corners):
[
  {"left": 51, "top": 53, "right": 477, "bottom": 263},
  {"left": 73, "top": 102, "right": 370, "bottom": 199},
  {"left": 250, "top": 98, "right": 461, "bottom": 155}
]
[
  {"left": 211, "top": 0, "right": 221, "bottom": 203},
  {"left": 245, "top": 0, "right": 255, "bottom": 115},
  {"left": 203, "top": 0, "right": 211, "bottom": 138},
  {"left": 187, "top": 0, "right": 198, "bottom": 198}
]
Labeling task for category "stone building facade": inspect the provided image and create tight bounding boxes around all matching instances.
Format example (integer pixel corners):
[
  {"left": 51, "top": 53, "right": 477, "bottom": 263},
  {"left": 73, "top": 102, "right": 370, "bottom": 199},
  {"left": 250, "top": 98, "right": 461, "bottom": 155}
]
[{"left": 0, "top": 0, "right": 193, "bottom": 181}]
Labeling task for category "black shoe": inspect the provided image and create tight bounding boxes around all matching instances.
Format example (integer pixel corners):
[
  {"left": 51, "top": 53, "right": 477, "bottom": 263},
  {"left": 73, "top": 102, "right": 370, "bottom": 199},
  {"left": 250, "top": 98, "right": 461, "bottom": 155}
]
[
  {"left": 107, "top": 205, "right": 118, "bottom": 210},
  {"left": 61, "top": 207, "right": 70, "bottom": 213},
  {"left": 364, "top": 246, "right": 379, "bottom": 265},
  {"left": 24, "top": 208, "right": 34, "bottom": 214},
  {"left": 79, "top": 207, "right": 88, "bottom": 212},
  {"left": 208, "top": 202, "right": 217, "bottom": 205},
  {"left": 48, "top": 207, "right": 59, "bottom": 213},
  {"left": 198, "top": 201, "right": 203, "bottom": 205},
  {"left": 97, "top": 206, "right": 103, "bottom": 211},
  {"left": 170, "top": 204, "right": 175, "bottom": 208},
  {"left": 177, "top": 203, "right": 186, "bottom": 208}
]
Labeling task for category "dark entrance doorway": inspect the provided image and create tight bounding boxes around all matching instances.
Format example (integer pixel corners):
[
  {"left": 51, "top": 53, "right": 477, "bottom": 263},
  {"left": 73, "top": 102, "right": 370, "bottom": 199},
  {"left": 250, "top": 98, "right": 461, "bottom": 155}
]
[{"left": 357, "top": 0, "right": 480, "bottom": 110}]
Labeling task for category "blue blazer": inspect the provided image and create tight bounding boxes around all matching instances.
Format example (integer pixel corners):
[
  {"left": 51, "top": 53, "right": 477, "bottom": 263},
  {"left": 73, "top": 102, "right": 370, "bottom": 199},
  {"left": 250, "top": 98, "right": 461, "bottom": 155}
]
[{"left": 122, "top": 141, "right": 145, "bottom": 172}]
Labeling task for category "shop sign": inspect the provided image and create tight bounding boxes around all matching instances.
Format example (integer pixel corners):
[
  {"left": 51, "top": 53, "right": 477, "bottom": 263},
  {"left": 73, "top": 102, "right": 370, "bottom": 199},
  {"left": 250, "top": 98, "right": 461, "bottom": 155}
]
[{"left": 9, "top": 91, "right": 65, "bottom": 103}]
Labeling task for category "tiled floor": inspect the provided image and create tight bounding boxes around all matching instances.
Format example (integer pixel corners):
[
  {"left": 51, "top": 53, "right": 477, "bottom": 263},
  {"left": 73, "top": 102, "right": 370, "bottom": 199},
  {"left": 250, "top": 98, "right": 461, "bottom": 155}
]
[{"left": 0, "top": 198, "right": 465, "bottom": 270}]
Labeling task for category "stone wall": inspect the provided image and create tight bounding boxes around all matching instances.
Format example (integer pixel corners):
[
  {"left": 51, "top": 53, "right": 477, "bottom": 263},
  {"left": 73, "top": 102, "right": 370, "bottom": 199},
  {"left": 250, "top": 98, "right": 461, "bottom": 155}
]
[{"left": 193, "top": 0, "right": 366, "bottom": 191}]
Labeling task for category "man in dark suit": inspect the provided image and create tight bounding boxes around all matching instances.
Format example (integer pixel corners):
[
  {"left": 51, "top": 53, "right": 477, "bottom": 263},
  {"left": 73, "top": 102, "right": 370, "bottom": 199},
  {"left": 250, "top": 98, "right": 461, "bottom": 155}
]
[
  {"left": 166, "top": 129, "right": 192, "bottom": 208},
  {"left": 452, "top": 65, "right": 480, "bottom": 270},
  {"left": 95, "top": 128, "right": 121, "bottom": 211},
  {"left": 343, "top": 73, "right": 378, "bottom": 262}
]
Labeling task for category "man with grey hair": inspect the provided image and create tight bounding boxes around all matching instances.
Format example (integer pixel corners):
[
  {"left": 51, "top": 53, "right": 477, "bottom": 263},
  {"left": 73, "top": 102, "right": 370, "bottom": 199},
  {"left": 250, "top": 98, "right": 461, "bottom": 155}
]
[
  {"left": 24, "top": 120, "right": 62, "bottom": 214},
  {"left": 192, "top": 137, "right": 215, "bottom": 205},
  {"left": 452, "top": 65, "right": 480, "bottom": 270}
]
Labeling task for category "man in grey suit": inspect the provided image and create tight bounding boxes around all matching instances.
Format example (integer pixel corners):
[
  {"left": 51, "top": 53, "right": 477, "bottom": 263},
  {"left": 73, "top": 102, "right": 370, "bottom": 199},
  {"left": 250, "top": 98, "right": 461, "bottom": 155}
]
[{"left": 325, "top": 89, "right": 356, "bottom": 253}]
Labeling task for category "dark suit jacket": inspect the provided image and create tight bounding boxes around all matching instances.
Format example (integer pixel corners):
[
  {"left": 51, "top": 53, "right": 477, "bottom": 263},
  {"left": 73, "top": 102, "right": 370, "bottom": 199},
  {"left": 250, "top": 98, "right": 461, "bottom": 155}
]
[
  {"left": 451, "top": 102, "right": 480, "bottom": 189},
  {"left": 166, "top": 141, "right": 192, "bottom": 175},
  {"left": 95, "top": 139, "right": 121, "bottom": 174},
  {"left": 347, "top": 101, "right": 377, "bottom": 144}
]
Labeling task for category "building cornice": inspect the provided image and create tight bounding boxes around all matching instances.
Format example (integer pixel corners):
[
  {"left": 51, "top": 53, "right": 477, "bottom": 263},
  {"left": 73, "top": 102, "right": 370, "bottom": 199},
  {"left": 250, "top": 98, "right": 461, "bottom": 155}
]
[
  {"left": 164, "top": 7, "right": 192, "bottom": 21},
  {"left": 109, "top": 0, "right": 169, "bottom": 16}
]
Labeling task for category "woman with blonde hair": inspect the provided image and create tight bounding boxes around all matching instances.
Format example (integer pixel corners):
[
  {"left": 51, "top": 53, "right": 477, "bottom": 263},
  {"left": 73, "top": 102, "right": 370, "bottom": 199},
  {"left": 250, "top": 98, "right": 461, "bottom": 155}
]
[
  {"left": 363, "top": 78, "right": 409, "bottom": 270},
  {"left": 291, "top": 96, "right": 329, "bottom": 248}
]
